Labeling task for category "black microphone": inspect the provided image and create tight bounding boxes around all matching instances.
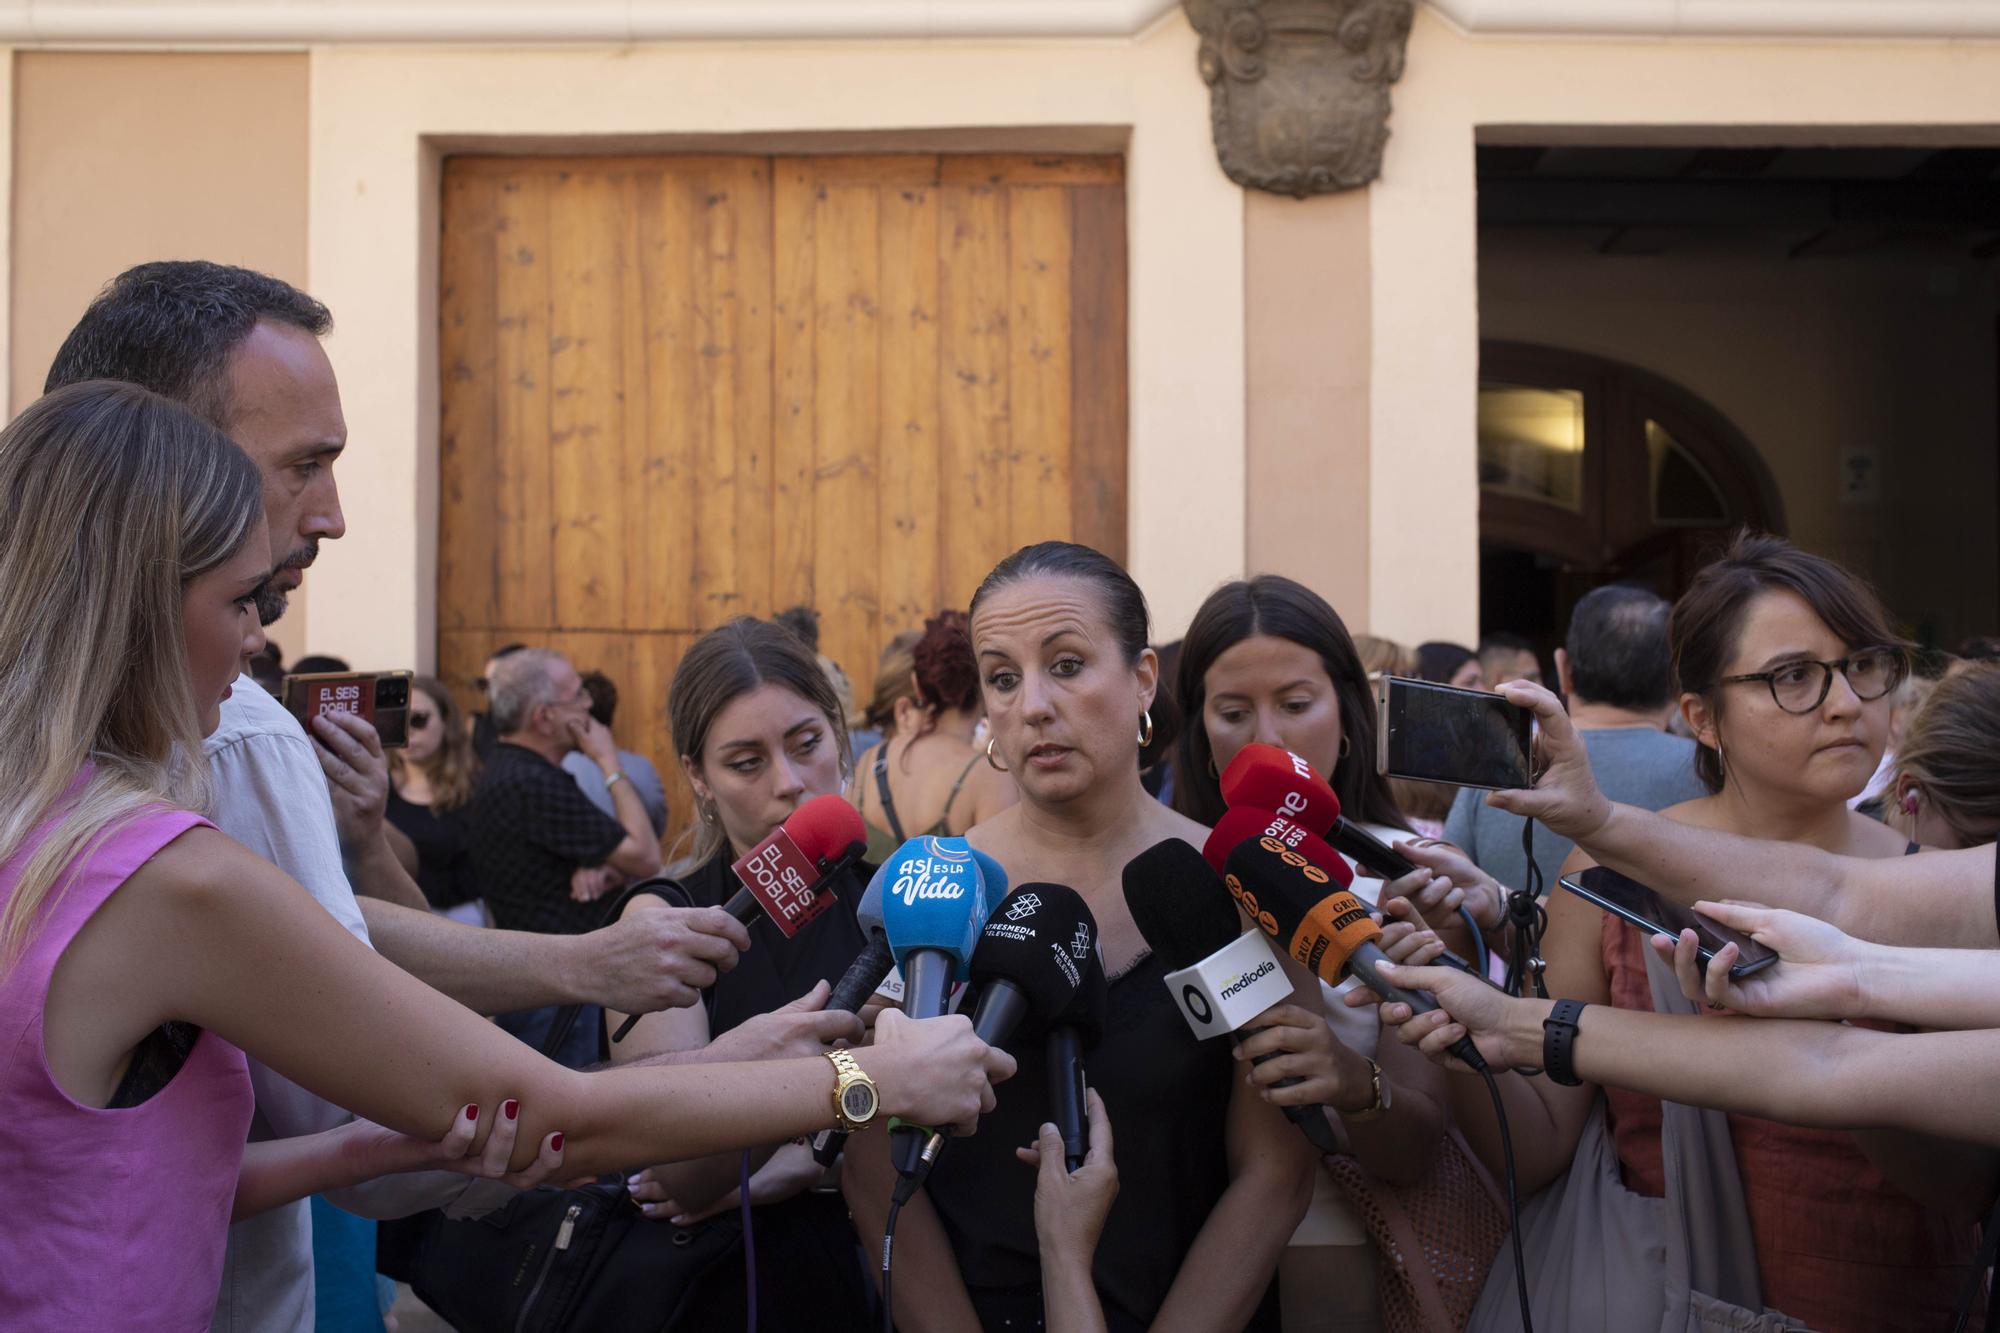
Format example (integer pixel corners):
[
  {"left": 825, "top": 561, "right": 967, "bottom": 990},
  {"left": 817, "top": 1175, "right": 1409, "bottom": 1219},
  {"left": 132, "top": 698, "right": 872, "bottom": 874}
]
[
  {"left": 1046, "top": 947, "right": 1106, "bottom": 1172},
  {"left": 826, "top": 868, "right": 894, "bottom": 1014},
  {"left": 890, "top": 884, "right": 1100, "bottom": 1197},
  {"left": 1122, "top": 840, "right": 1341, "bottom": 1154}
]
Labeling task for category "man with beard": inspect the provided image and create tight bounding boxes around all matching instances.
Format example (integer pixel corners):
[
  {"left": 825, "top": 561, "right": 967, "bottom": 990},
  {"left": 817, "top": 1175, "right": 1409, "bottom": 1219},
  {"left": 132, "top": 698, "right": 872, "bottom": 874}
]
[{"left": 45, "top": 262, "right": 754, "bottom": 1333}]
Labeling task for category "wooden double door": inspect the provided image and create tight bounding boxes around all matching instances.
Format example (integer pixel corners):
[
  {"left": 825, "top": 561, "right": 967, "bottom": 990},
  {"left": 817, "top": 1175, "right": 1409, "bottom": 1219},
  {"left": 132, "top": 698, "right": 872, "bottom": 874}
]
[{"left": 437, "top": 152, "right": 1127, "bottom": 821}]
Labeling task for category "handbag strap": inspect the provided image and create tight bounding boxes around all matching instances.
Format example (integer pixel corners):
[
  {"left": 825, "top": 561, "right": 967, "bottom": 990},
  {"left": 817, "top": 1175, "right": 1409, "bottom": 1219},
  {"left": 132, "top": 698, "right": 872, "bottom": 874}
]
[{"left": 1642, "top": 944, "right": 1770, "bottom": 1323}]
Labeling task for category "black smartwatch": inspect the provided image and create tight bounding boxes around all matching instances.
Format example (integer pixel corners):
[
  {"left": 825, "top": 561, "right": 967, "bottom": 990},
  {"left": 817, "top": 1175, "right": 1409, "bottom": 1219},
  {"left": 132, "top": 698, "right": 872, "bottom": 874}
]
[{"left": 1541, "top": 999, "right": 1588, "bottom": 1087}]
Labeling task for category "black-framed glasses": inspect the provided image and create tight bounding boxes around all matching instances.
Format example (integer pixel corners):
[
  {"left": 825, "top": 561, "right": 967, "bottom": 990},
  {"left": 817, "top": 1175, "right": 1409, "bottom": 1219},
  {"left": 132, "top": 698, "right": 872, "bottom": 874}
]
[{"left": 1718, "top": 647, "right": 1907, "bottom": 715}]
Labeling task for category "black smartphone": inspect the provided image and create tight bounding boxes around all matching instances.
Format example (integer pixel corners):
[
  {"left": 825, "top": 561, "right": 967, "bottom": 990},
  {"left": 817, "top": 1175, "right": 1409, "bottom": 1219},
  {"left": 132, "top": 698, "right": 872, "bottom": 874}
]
[
  {"left": 283, "top": 670, "right": 413, "bottom": 749},
  {"left": 1559, "top": 866, "right": 1779, "bottom": 979},
  {"left": 1376, "top": 675, "right": 1533, "bottom": 790}
]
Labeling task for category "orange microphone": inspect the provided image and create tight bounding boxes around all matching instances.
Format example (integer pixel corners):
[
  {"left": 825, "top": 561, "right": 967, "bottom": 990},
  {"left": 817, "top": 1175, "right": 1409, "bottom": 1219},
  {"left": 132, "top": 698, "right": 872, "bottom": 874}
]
[{"left": 1203, "top": 806, "right": 1488, "bottom": 1072}]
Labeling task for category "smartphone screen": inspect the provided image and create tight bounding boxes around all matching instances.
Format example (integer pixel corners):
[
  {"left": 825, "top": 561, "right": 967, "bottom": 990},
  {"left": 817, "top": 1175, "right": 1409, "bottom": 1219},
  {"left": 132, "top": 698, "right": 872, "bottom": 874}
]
[
  {"left": 283, "top": 671, "right": 412, "bottom": 749},
  {"left": 1377, "top": 676, "right": 1533, "bottom": 790},
  {"left": 1560, "top": 866, "right": 1779, "bottom": 978}
]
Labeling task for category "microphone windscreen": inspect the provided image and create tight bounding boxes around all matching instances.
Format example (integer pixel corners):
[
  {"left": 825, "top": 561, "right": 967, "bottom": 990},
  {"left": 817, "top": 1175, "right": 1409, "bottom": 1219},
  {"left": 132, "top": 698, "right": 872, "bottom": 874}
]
[
  {"left": 878, "top": 835, "right": 994, "bottom": 976},
  {"left": 782, "top": 793, "right": 868, "bottom": 863},
  {"left": 1122, "top": 839, "right": 1241, "bottom": 973},
  {"left": 969, "top": 883, "right": 1097, "bottom": 1026},
  {"left": 1219, "top": 744, "right": 1341, "bottom": 835},
  {"left": 856, "top": 862, "right": 888, "bottom": 935},
  {"left": 1223, "top": 823, "right": 1381, "bottom": 988},
  {"left": 969, "top": 846, "right": 1009, "bottom": 900},
  {"left": 1202, "top": 804, "right": 1282, "bottom": 876},
  {"left": 1049, "top": 946, "right": 1108, "bottom": 1050}
]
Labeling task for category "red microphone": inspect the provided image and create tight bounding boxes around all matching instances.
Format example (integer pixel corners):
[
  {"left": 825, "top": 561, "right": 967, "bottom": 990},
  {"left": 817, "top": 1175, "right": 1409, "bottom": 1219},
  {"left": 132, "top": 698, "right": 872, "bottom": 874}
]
[
  {"left": 610, "top": 794, "right": 864, "bottom": 1044},
  {"left": 721, "top": 793, "right": 867, "bottom": 937},
  {"left": 1220, "top": 744, "right": 1418, "bottom": 882}
]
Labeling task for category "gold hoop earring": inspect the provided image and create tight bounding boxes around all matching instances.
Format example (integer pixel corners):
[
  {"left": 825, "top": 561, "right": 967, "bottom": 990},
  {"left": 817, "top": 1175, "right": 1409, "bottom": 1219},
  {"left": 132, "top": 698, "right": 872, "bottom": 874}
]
[
  {"left": 700, "top": 800, "right": 718, "bottom": 827},
  {"left": 986, "top": 736, "right": 1010, "bottom": 773},
  {"left": 1137, "top": 710, "right": 1155, "bottom": 749}
]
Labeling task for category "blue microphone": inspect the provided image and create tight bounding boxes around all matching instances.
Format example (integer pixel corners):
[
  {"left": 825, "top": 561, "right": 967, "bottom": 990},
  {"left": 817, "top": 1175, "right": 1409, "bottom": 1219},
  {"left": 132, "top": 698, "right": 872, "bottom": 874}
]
[
  {"left": 879, "top": 836, "right": 997, "bottom": 1179},
  {"left": 968, "top": 846, "right": 1009, "bottom": 901},
  {"left": 879, "top": 836, "right": 995, "bottom": 1021}
]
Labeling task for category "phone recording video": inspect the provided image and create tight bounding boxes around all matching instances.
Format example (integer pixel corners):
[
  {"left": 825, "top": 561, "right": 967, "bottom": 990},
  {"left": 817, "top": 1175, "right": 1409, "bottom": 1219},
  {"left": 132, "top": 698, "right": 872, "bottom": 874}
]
[
  {"left": 1375, "top": 675, "right": 1534, "bottom": 791},
  {"left": 1559, "top": 866, "right": 1779, "bottom": 979},
  {"left": 283, "top": 670, "right": 414, "bottom": 749}
]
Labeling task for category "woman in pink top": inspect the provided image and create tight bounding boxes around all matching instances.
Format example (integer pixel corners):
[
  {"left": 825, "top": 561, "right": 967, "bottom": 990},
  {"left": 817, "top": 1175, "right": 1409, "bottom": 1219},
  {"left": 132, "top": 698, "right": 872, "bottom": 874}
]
[{"left": 0, "top": 382, "right": 1014, "bottom": 1329}]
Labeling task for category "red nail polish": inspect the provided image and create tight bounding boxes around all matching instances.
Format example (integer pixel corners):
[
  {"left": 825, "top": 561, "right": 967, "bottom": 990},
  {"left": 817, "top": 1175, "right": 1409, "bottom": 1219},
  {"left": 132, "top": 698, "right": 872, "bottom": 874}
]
[
  {"left": 550, "top": 1132, "right": 564, "bottom": 1152},
  {"left": 464, "top": 1104, "right": 479, "bottom": 1121},
  {"left": 503, "top": 1100, "right": 519, "bottom": 1121}
]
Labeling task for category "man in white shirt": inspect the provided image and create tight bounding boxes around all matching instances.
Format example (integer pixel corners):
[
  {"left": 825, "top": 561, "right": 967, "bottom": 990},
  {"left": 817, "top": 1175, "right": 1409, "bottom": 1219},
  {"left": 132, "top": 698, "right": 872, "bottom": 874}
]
[{"left": 46, "top": 261, "right": 753, "bottom": 1333}]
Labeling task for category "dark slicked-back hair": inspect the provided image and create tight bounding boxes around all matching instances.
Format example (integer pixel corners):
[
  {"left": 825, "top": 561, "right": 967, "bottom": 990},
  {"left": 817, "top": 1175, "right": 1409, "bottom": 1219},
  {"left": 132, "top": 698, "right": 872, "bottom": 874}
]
[
  {"left": 45, "top": 261, "right": 331, "bottom": 428},
  {"left": 1565, "top": 584, "right": 1674, "bottom": 711}
]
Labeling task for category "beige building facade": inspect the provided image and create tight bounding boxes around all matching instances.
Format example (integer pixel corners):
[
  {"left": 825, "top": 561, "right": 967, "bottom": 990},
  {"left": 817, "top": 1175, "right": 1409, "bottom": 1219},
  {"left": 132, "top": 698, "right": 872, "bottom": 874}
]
[{"left": 7, "top": 0, "right": 1999, "bottom": 671}]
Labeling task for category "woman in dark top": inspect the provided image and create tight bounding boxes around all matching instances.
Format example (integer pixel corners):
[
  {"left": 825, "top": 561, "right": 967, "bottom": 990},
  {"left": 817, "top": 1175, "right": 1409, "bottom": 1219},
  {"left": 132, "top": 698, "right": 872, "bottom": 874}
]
[
  {"left": 385, "top": 675, "right": 482, "bottom": 920},
  {"left": 844, "top": 543, "right": 1318, "bottom": 1332},
  {"left": 606, "top": 617, "right": 875, "bottom": 1332}
]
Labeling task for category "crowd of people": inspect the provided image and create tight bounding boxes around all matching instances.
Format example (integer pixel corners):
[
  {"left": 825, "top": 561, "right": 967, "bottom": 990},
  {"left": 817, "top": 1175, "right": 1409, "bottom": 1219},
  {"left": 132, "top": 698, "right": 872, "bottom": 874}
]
[{"left": 4, "top": 255, "right": 2000, "bottom": 1333}]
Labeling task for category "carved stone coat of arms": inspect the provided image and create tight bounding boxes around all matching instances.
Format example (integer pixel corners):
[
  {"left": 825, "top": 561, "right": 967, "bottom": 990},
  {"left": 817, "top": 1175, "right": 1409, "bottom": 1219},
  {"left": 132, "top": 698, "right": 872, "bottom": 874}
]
[{"left": 1185, "top": 0, "right": 1415, "bottom": 197}]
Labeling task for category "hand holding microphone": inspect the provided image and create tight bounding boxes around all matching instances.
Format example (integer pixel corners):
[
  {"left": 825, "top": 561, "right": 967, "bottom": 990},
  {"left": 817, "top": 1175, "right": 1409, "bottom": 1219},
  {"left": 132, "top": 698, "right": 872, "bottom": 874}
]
[{"left": 611, "top": 793, "right": 865, "bottom": 1043}]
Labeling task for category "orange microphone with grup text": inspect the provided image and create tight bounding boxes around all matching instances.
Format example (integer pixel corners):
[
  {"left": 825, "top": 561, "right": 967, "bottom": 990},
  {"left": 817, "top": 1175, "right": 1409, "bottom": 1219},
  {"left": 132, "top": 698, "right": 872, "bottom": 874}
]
[{"left": 1203, "top": 806, "right": 1489, "bottom": 1072}]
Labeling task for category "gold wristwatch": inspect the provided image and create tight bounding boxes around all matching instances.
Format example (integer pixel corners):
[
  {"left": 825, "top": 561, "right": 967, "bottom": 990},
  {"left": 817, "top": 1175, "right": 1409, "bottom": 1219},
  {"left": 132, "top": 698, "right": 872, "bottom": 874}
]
[
  {"left": 1340, "top": 1057, "right": 1392, "bottom": 1124},
  {"left": 825, "top": 1049, "right": 879, "bottom": 1133}
]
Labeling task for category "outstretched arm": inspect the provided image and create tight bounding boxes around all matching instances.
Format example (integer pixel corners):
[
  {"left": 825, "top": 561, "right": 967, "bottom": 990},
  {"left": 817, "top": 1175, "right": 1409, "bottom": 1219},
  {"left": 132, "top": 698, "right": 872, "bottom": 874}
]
[
  {"left": 81, "top": 829, "right": 1010, "bottom": 1179},
  {"left": 1375, "top": 961, "right": 2000, "bottom": 1147},
  {"left": 1485, "top": 681, "right": 1999, "bottom": 948}
]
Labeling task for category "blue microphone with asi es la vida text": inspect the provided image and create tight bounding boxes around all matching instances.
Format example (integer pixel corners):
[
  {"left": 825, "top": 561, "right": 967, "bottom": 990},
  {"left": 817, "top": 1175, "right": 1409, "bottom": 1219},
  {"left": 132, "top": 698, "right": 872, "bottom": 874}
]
[{"left": 878, "top": 836, "right": 998, "bottom": 1179}]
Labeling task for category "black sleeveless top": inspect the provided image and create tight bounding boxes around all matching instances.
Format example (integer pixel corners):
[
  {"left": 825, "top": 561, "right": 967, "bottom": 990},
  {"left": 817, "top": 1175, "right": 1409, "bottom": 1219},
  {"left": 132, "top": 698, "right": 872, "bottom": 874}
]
[
  {"left": 653, "top": 849, "right": 877, "bottom": 1333},
  {"left": 675, "top": 848, "right": 872, "bottom": 1038},
  {"left": 925, "top": 950, "right": 1257, "bottom": 1332}
]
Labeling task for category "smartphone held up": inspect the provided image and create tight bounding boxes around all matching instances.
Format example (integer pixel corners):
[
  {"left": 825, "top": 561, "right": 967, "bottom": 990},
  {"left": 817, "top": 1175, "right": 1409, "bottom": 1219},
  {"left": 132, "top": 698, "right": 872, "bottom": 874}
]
[
  {"left": 1375, "top": 675, "right": 1534, "bottom": 792},
  {"left": 282, "top": 670, "right": 413, "bottom": 748}
]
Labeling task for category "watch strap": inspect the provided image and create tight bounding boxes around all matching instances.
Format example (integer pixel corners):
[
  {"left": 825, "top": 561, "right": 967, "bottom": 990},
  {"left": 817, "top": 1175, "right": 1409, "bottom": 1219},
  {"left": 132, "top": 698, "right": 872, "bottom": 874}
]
[
  {"left": 1542, "top": 998, "right": 1588, "bottom": 1087},
  {"left": 602, "top": 769, "right": 626, "bottom": 791}
]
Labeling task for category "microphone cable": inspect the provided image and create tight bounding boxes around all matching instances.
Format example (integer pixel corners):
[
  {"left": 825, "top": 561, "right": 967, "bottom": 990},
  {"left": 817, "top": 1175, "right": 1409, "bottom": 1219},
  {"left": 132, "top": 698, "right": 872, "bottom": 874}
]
[
  {"left": 1475, "top": 1061, "right": 1535, "bottom": 1333},
  {"left": 739, "top": 1148, "right": 757, "bottom": 1333},
  {"left": 878, "top": 1196, "right": 903, "bottom": 1333},
  {"left": 1503, "top": 817, "right": 1550, "bottom": 1000}
]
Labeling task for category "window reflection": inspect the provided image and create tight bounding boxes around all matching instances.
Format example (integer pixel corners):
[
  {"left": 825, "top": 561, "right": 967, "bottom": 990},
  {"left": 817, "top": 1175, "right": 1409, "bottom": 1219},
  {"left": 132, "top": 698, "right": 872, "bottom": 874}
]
[{"left": 1478, "top": 383, "right": 1585, "bottom": 512}]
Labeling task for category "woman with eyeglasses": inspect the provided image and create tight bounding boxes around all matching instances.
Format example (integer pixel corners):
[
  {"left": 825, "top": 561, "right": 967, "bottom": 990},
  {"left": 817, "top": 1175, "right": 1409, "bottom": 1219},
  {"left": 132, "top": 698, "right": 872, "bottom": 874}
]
[
  {"left": 386, "top": 676, "right": 485, "bottom": 925},
  {"left": 1434, "top": 532, "right": 1991, "bottom": 1332}
]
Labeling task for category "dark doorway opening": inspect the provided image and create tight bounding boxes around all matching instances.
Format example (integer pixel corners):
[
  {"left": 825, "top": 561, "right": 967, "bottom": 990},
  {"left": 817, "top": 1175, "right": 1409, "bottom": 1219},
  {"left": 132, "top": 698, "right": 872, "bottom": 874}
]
[{"left": 1476, "top": 141, "right": 2000, "bottom": 658}]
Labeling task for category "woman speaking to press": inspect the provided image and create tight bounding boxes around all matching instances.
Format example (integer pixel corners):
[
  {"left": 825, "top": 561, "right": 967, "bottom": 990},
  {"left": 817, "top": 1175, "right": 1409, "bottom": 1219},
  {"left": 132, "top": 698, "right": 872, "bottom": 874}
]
[
  {"left": 0, "top": 381, "right": 1011, "bottom": 1327},
  {"left": 845, "top": 542, "right": 1317, "bottom": 1332}
]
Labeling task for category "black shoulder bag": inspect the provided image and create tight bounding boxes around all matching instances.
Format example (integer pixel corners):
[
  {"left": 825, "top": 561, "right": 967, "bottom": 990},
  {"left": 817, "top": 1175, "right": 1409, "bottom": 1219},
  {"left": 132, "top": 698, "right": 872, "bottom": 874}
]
[{"left": 384, "top": 877, "right": 744, "bottom": 1333}]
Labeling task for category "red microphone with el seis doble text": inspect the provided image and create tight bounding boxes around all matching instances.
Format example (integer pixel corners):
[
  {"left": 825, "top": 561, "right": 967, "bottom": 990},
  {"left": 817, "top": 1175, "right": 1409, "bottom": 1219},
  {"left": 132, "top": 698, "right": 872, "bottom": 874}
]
[{"left": 610, "top": 793, "right": 864, "bottom": 1043}]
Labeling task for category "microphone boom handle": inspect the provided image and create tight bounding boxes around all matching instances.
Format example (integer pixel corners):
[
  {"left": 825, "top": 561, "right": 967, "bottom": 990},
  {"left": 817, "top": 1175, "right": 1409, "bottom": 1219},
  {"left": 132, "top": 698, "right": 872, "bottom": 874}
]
[
  {"left": 1347, "top": 940, "right": 1488, "bottom": 1073},
  {"left": 1047, "top": 1026, "right": 1088, "bottom": 1172},
  {"left": 829, "top": 932, "right": 895, "bottom": 1013}
]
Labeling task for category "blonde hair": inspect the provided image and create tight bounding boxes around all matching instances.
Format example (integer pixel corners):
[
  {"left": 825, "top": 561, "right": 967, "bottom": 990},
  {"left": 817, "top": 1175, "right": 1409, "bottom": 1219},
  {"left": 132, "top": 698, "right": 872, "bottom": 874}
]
[
  {"left": 1892, "top": 664, "right": 2000, "bottom": 846},
  {"left": 0, "top": 381, "right": 263, "bottom": 967},
  {"left": 1353, "top": 633, "right": 1412, "bottom": 681},
  {"left": 388, "top": 675, "right": 481, "bottom": 814},
  {"left": 862, "top": 630, "right": 923, "bottom": 739}
]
